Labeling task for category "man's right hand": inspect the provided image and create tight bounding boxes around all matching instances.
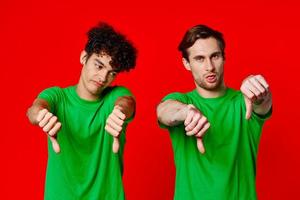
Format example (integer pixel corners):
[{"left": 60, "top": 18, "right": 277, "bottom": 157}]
[
  {"left": 36, "top": 109, "right": 61, "bottom": 153},
  {"left": 184, "top": 105, "right": 210, "bottom": 154}
]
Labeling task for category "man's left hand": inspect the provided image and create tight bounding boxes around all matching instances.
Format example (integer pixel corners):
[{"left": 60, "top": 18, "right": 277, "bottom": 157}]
[
  {"left": 240, "top": 74, "right": 271, "bottom": 120},
  {"left": 105, "top": 105, "right": 126, "bottom": 153}
]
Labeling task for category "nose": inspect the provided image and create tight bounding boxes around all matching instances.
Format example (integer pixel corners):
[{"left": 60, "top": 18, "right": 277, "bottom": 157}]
[
  {"left": 98, "top": 69, "right": 109, "bottom": 83},
  {"left": 205, "top": 58, "right": 215, "bottom": 72}
]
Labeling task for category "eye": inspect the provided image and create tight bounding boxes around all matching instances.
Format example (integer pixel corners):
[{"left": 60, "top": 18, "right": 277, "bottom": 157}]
[
  {"left": 211, "top": 53, "right": 221, "bottom": 60},
  {"left": 195, "top": 57, "right": 204, "bottom": 62},
  {"left": 109, "top": 71, "right": 117, "bottom": 77},
  {"left": 95, "top": 63, "right": 104, "bottom": 69}
]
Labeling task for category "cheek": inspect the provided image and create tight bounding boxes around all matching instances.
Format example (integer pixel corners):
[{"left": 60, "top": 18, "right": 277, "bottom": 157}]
[
  {"left": 106, "top": 77, "right": 115, "bottom": 85},
  {"left": 191, "top": 66, "right": 204, "bottom": 76},
  {"left": 212, "top": 62, "right": 222, "bottom": 72}
]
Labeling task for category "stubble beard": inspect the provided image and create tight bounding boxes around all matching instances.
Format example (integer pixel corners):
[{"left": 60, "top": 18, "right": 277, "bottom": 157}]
[{"left": 195, "top": 71, "right": 224, "bottom": 92}]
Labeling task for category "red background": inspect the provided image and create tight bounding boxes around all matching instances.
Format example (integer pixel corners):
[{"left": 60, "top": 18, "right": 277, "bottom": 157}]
[{"left": 1, "top": 0, "right": 300, "bottom": 199}]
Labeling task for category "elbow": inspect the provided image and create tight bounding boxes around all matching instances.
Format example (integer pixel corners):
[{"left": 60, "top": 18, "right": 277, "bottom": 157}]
[{"left": 26, "top": 107, "right": 36, "bottom": 125}]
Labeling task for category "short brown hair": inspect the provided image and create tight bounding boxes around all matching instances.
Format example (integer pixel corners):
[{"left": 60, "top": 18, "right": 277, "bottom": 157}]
[{"left": 178, "top": 25, "right": 225, "bottom": 61}]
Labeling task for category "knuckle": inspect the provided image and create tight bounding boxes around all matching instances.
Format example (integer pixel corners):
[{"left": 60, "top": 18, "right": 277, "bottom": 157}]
[
  {"left": 106, "top": 119, "right": 111, "bottom": 125},
  {"left": 120, "top": 114, "right": 126, "bottom": 120},
  {"left": 51, "top": 116, "right": 57, "bottom": 122},
  {"left": 56, "top": 122, "right": 62, "bottom": 128},
  {"left": 256, "top": 74, "right": 262, "bottom": 79},
  {"left": 38, "top": 121, "right": 44, "bottom": 127},
  {"left": 107, "top": 114, "right": 113, "bottom": 119},
  {"left": 43, "top": 126, "right": 49, "bottom": 132},
  {"left": 186, "top": 131, "right": 192, "bottom": 136},
  {"left": 48, "top": 130, "right": 55, "bottom": 136},
  {"left": 249, "top": 93, "right": 254, "bottom": 99},
  {"left": 194, "top": 126, "right": 201, "bottom": 133},
  {"left": 118, "top": 126, "right": 123, "bottom": 132}
]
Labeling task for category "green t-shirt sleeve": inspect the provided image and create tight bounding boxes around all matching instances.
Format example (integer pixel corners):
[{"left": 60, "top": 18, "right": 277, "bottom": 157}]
[
  {"left": 158, "top": 92, "right": 188, "bottom": 129},
  {"left": 37, "top": 87, "right": 62, "bottom": 114},
  {"left": 161, "top": 92, "right": 189, "bottom": 104},
  {"left": 239, "top": 91, "right": 272, "bottom": 143},
  {"left": 252, "top": 106, "right": 273, "bottom": 124},
  {"left": 109, "top": 86, "right": 135, "bottom": 123}
]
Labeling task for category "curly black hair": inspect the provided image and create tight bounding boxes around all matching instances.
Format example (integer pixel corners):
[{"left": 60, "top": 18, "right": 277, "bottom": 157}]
[{"left": 85, "top": 23, "right": 137, "bottom": 72}]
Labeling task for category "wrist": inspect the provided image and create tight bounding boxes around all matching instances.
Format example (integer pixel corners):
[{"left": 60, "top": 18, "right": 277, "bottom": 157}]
[{"left": 181, "top": 104, "right": 194, "bottom": 119}]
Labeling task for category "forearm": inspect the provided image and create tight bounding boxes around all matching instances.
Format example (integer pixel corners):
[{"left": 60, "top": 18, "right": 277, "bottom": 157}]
[
  {"left": 253, "top": 92, "right": 272, "bottom": 116},
  {"left": 27, "top": 99, "right": 50, "bottom": 125},
  {"left": 157, "top": 100, "right": 189, "bottom": 126},
  {"left": 115, "top": 96, "right": 135, "bottom": 119}
]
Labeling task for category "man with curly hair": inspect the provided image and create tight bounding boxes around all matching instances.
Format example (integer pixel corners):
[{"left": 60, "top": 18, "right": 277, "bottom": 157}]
[
  {"left": 157, "top": 25, "right": 272, "bottom": 199},
  {"left": 27, "top": 23, "right": 137, "bottom": 200}
]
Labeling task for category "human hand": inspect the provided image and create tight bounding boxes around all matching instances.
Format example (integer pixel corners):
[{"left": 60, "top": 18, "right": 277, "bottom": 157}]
[
  {"left": 36, "top": 109, "right": 62, "bottom": 153},
  {"left": 184, "top": 104, "right": 210, "bottom": 154},
  {"left": 240, "top": 74, "right": 270, "bottom": 120},
  {"left": 105, "top": 105, "right": 126, "bottom": 153}
]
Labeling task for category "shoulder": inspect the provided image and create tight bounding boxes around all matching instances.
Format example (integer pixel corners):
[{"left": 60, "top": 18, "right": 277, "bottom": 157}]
[
  {"left": 38, "top": 86, "right": 64, "bottom": 98},
  {"left": 40, "top": 86, "right": 62, "bottom": 93},
  {"left": 161, "top": 91, "right": 190, "bottom": 104}
]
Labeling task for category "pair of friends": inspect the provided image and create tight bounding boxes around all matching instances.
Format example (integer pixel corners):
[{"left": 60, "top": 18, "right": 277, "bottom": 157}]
[{"left": 27, "top": 23, "right": 272, "bottom": 200}]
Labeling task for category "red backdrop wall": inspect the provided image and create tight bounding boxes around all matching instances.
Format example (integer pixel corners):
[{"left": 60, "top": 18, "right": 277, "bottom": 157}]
[{"left": 1, "top": 0, "right": 300, "bottom": 199}]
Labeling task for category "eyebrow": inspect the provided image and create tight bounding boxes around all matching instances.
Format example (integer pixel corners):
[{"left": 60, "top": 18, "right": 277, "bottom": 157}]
[
  {"left": 95, "top": 59, "right": 105, "bottom": 66},
  {"left": 95, "top": 58, "right": 116, "bottom": 72},
  {"left": 192, "top": 51, "right": 222, "bottom": 60},
  {"left": 210, "top": 51, "right": 222, "bottom": 57}
]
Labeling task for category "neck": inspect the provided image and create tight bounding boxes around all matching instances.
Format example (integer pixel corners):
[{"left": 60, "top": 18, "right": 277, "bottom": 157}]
[
  {"left": 76, "top": 78, "right": 100, "bottom": 101},
  {"left": 196, "top": 83, "right": 227, "bottom": 98}
]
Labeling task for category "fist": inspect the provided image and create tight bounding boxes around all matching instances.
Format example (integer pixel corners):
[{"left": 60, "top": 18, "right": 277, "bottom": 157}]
[
  {"left": 36, "top": 109, "right": 61, "bottom": 153},
  {"left": 184, "top": 104, "right": 210, "bottom": 154},
  {"left": 240, "top": 74, "right": 270, "bottom": 119},
  {"left": 105, "top": 105, "right": 126, "bottom": 153}
]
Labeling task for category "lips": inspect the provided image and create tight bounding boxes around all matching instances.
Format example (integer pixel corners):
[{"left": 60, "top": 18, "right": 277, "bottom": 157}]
[
  {"left": 205, "top": 74, "right": 217, "bottom": 83},
  {"left": 92, "top": 80, "right": 104, "bottom": 87}
]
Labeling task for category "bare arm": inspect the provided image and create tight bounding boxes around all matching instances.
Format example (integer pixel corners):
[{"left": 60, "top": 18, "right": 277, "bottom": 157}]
[
  {"left": 157, "top": 100, "right": 189, "bottom": 126},
  {"left": 115, "top": 96, "right": 136, "bottom": 119},
  {"left": 27, "top": 98, "right": 50, "bottom": 125},
  {"left": 27, "top": 98, "right": 61, "bottom": 153},
  {"left": 157, "top": 100, "right": 210, "bottom": 154},
  {"left": 105, "top": 96, "right": 136, "bottom": 153}
]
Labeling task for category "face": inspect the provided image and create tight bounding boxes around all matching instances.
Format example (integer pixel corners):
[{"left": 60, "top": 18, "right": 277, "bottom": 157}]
[
  {"left": 78, "top": 51, "right": 117, "bottom": 100},
  {"left": 183, "top": 37, "right": 225, "bottom": 93}
]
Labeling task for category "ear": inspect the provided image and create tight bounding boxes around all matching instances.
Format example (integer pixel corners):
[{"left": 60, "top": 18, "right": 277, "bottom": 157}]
[
  {"left": 80, "top": 50, "right": 87, "bottom": 65},
  {"left": 182, "top": 57, "right": 191, "bottom": 71}
]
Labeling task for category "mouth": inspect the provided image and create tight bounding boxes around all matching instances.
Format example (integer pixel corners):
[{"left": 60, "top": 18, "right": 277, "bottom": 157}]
[
  {"left": 92, "top": 80, "right": 104, "bottom": 87},
  {"left": 205, "top": 74, "right": 217, "bottom": 83}
]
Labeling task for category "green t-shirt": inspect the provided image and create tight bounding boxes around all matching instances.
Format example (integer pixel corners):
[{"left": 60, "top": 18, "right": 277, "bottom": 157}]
[
  {"left": 38, "top": 85, "right": 134, "bottom": 200},
  {"left": 160, "top": 88, "right": 271, "bottom": 200}
]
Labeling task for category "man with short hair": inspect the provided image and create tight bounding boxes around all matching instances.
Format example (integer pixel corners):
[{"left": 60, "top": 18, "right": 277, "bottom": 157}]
[
  {"left": 27, "top": 23, "right": 137, "bottom": 200},
  {"left": 157, "top": 25, "right": 272, "bottom": 200}
]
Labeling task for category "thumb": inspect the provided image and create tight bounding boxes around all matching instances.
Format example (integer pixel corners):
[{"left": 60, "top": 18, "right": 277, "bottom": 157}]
[
  {"left": 49, "top": 136, "right": 60, "bottom": 153},
  {"left": 196, "top": 137, "right": 205, "bottom": 154},
  {"left": 244, "top": 96, "right": 253, "bottom": 120},
  {"left": 112, "top": 137, "right": 120, "bottom": 153}
]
